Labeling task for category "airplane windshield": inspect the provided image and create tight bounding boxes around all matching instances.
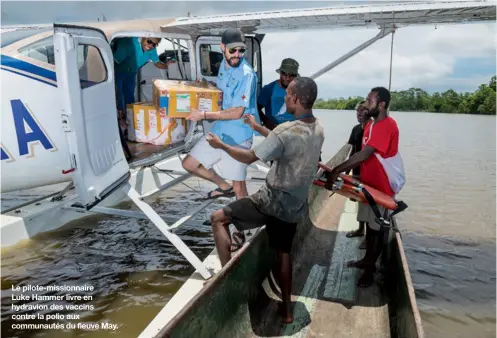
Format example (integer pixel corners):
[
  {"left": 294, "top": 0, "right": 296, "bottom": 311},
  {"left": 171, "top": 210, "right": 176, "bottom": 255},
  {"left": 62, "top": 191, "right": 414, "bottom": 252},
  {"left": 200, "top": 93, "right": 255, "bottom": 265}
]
[{"left": 0, "top": 28, "right": 51, "bottom": 48}]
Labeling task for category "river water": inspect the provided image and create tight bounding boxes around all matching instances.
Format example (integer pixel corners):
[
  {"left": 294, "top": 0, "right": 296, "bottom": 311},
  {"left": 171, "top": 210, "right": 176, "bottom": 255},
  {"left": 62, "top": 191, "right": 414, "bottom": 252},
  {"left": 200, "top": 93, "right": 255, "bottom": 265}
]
[
  {"left": 1, "top": 110, "right": 495, "bottom": 338},
  {"left": 317, "top": 110, "right": 496, "bottom": 338}
]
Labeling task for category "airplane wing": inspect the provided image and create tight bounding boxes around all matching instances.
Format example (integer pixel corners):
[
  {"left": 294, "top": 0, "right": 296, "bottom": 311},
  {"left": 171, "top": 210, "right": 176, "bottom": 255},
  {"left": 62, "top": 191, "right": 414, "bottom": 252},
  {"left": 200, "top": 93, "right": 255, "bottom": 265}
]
[{"left": 160, "top": 1, "right": 496, "bottom": 35}]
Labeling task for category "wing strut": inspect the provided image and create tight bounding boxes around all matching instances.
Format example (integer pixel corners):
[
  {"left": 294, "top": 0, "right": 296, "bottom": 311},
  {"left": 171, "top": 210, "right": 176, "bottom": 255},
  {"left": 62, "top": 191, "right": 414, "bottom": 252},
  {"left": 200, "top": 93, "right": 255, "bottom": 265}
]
[
  {"left": 388, "top": 27, "right": 396, "bottom": 92},
  {"left": 310, "top": 27, "right": 395, "bottom": 81}
]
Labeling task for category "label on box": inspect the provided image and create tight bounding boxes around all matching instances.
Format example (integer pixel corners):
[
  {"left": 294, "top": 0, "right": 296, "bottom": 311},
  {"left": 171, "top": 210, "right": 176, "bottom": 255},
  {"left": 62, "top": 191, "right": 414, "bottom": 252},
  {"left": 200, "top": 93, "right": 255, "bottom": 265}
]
[
  {"left": 135, "top": 109, "right": 146, "bottom": 140},
  {"left": 198, "top": 98, "right": 212, "bottom": 112},
  {"left": 176, "top": 94, "right": 190, "bottom": 113},
  {"left": 149, "top": 110, "right": 158, "bottom": 134},
  {"left": 159, "top": 96, "right": 169, "bottom": 109}
]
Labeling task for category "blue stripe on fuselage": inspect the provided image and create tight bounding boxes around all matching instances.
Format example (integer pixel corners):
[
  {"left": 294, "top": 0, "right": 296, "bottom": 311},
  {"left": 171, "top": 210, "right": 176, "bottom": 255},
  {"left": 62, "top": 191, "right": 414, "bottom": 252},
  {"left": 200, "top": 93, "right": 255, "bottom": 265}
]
[
  {"left": 1, "top": 54, "right": 57, "bottom": 86},
  {"left": 1, "top": 66, "right": 57, "bottom": 87},
  {"left": 1, "top": 54, "right": 101, "bottom": 89}
]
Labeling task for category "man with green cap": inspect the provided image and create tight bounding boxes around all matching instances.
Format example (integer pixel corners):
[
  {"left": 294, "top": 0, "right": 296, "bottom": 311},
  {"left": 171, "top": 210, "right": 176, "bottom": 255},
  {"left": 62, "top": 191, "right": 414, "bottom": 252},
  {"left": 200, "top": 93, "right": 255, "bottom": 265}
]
[{"left": 257, "top": 58, "right": 299, "bottom": 130}]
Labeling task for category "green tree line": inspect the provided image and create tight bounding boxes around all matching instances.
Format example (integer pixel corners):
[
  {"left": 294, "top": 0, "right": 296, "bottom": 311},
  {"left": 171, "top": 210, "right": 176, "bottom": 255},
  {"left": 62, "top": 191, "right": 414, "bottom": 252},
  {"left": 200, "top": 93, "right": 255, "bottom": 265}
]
[{"left": 314, "top": 76, "right": 496, "bottom": 115}]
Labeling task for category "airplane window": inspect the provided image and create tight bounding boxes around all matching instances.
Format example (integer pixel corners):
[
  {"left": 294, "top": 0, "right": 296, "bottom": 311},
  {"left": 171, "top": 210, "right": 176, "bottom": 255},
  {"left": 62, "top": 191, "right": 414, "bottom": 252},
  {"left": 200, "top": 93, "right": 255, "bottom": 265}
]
[
  {"left": 199, "top": 41, "right": 254, "bottom": 77},
  {"left": 199, "top": 44, "right": 223, "bottom": 77},
  {"left": 18, "top": 36, "right": 88, "bottom": 69},
  {"left": 157, "top": 38, "right": 191, "bottom": 81},
  {"left": 78, "top": 45, "right": 107, "bottom": 89},
  {"left": 1, "top": 28, "right": 51, "bottom": 48}
]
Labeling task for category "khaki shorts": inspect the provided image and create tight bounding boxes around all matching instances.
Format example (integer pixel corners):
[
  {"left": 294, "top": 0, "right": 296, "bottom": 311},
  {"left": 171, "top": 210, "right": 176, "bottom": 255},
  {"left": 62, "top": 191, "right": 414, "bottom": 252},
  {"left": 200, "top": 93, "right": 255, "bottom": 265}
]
[
  {"left": 357, "top": 202, "right": 388, "bottom": 231},
  {"left": 189, "top": 136, "right": 252, "bottom": 181}
]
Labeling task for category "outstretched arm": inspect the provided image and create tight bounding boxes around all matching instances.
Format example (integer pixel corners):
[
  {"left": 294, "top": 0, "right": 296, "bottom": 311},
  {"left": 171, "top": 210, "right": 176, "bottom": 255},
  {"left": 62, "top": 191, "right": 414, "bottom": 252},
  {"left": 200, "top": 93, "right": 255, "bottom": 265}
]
[
  {"left": 334, "top": 145, "right": 375, "bottom": 174},
  {"left": 253, "top": 122, "right": 271, "bottom": 138},
  {"left": 206, "top": 128, "right": 284, "bottom": 165},
  {"left": 154, "top": 61, "right": 173, "bottom": 69},
  {"left": 243, "top": 114, "right": 271, "bottom": 138},
  {"left": 186, "top": 106, "right": 245, "bottom": 122},
  {"left": 324, "top": 145, "right": 375, "bottom": 190},
  {"left": 220, "top": 143, "right": 258, "bottom": 165},
  {"left": 206, "top": 107, "right": 245, "bottom": 120},
  {"left": 205, "top": 133, "right": 258, "bottom": 164}
]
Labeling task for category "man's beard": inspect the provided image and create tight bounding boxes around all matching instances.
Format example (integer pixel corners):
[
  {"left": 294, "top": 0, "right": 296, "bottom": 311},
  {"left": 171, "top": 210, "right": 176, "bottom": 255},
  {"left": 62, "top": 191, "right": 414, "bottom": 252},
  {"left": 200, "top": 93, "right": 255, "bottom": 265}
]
[
  {"left": 226, "top": 54, "right": 241, "bottom": 67},
  {"left": 367, "top": 104, "right": 380, "bottom": 118}
]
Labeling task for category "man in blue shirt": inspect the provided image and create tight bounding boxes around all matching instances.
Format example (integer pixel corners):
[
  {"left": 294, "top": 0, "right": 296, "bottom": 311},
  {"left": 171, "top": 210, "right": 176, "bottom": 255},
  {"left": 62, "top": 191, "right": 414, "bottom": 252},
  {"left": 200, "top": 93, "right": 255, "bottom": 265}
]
[
  {"left": 257, "top": 58, "right": 299, "bottom": 130},
  {"left": 183, "top": 28, "right": 260, "bottom": 249},
  {"left": 112, "top": 37, "right": 172, "bottom": 115}
]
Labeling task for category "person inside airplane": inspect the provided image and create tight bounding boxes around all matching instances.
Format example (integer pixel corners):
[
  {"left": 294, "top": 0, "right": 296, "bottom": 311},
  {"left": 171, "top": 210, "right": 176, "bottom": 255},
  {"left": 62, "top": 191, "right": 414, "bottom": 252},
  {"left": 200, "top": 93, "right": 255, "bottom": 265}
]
[{"left": 112, "top": 37, "right": 175, "bottom": 128}]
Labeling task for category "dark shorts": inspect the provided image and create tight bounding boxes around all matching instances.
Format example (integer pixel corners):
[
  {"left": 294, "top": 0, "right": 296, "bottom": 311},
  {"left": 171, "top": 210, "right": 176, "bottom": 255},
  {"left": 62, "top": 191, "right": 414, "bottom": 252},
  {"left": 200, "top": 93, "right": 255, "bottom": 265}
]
[{"left": 222, "top": 198, "right": 297, "bottom": 254}]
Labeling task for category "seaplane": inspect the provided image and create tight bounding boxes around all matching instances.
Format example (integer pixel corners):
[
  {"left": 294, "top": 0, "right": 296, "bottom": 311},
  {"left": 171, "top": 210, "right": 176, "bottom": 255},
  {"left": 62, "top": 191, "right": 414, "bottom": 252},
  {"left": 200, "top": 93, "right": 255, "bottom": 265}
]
[{"left": 1, "top": 1, "right": 495, "bottom": 337}]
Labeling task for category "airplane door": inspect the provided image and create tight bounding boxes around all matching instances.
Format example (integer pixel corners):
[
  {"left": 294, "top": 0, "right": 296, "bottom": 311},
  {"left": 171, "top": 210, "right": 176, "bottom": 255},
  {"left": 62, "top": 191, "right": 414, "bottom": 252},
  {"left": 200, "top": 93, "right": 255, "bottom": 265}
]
[{"left": 54, "top": 24, "right": 130, "bottom": 209}]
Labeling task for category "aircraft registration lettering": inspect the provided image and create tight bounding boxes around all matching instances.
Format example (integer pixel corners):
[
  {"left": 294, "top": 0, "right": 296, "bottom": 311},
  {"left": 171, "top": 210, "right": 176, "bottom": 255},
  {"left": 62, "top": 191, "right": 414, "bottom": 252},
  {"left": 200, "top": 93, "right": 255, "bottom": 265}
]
[
  {"left": 1, "top": 99, "right": 58, "bottom": 161},
  {"left": 1, "top": 145, "right": 15, "bottom": 163}
]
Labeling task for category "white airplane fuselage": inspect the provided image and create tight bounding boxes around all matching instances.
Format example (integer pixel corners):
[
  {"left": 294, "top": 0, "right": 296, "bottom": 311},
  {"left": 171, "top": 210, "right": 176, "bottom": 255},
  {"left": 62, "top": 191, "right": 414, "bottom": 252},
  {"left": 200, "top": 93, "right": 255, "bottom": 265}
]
[{"left": 1, "top": 56, "right": 73, "bottom": 192}]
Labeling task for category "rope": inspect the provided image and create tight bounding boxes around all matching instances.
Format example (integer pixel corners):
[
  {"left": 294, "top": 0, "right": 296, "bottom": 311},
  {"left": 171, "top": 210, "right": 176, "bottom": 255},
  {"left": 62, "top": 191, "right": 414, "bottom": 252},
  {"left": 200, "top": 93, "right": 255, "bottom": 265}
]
[{"left": 132, "top": 119, "right": 177, "bottom": 144}]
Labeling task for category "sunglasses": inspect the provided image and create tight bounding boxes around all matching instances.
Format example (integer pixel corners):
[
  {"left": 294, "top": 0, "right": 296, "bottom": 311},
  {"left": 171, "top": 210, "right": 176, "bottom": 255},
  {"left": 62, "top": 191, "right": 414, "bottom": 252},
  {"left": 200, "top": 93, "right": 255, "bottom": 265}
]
[
  {"left": 146, "top": 39, "right": 158, "bottom": 47},
  {"left": 228, "top": 47, "right": 246, "bottom": 54}
]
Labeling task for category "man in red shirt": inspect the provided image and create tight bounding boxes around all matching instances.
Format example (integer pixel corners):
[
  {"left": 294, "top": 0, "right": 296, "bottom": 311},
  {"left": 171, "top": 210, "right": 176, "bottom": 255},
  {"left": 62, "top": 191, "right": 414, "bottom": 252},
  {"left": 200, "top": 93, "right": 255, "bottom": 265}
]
[{"left": 324, "top": 86, "right": 400, "bottom": 288}]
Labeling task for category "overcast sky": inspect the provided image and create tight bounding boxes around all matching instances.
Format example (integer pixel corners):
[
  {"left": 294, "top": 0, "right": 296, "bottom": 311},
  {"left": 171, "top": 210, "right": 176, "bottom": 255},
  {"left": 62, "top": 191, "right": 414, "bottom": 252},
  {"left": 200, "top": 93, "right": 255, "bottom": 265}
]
[{"left": 1, "top": 0, "right": 495, "bottom": 99}]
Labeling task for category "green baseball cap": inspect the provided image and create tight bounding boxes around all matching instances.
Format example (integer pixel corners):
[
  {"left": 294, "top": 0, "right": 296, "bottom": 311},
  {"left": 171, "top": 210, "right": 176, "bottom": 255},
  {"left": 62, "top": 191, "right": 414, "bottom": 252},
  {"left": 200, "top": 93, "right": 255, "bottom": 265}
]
[
  {"left": 221, "top": 28, "right": 247, "bottom": 49},
  {"left": 276, "top": 58, "right": 300, "bottom": 76}
]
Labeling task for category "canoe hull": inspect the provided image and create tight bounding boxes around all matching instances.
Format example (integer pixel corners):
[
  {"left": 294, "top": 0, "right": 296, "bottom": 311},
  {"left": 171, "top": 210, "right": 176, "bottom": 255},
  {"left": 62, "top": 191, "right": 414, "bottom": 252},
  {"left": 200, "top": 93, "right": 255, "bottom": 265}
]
[
  {"left": 384, "top": 221, "right": 425, "bottom": 338},
  {"left": 153, "top": 178, "right": 424, "bottom": 338}
]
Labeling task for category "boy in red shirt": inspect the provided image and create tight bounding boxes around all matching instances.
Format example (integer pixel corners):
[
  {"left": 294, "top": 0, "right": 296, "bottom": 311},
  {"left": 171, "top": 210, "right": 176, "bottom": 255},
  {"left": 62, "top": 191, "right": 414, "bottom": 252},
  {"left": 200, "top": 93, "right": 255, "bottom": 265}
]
[{"left": 325, "top": 86, "right": 402, "bottom": 288}]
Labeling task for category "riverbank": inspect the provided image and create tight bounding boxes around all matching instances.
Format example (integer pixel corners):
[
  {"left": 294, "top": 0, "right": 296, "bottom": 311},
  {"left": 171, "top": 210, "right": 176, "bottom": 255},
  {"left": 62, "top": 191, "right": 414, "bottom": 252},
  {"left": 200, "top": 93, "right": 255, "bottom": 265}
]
[{"left": 315, "top": 76, "right": 496, "bottom": 115}]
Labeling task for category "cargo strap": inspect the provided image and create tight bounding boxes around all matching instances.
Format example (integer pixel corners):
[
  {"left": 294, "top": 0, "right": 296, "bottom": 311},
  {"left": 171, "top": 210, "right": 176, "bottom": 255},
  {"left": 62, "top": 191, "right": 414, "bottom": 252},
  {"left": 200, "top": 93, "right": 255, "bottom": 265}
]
[{"left": 359, "top": 185, "right": 406, "bottom": 234}]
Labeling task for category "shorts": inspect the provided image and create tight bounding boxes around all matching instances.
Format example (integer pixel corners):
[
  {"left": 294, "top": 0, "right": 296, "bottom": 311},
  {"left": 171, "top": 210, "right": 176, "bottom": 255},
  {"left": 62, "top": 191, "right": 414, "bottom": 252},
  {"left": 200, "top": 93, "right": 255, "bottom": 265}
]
[
  {"left": 189, "top": 136, "right": 252, "bottom": 181},
  {"left": 357, "top": 202, "right": 388, "bottom": 231},
  {"left": 222, "top": 197, "right": 297, "bottom": 253}
]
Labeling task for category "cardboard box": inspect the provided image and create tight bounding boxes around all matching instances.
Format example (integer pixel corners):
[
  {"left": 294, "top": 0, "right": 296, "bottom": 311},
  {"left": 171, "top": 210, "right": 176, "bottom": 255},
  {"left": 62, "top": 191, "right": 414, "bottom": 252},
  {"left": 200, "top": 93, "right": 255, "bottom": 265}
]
[
  {"left": 153, "top": 80, "right": 223, "bottom": 118},
  {"left": 126, "top": 102, "right": 188, "bottom": 146}
]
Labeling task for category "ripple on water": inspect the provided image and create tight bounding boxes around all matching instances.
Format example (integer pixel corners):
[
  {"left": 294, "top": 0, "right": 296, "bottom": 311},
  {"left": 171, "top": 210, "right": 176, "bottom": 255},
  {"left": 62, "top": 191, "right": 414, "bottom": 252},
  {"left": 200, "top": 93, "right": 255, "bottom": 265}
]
[
  {"left": 406, "top": 231, "right": 496, "bottom": 338},
  {"left": 1, "top": 180, "right": 227, "bottom": 337}
]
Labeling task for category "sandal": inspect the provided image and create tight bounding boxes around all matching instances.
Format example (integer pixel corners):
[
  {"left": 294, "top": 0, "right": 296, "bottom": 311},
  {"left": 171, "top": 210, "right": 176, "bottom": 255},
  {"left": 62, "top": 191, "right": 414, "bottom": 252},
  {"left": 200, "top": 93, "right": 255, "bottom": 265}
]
[
  {"left": 206, "top": 186, "right": 235, "bottom": 200},
  {"left": 230, "top": 231, "right": 245, "bottom": 252},
  {"left": 346, "top": 229, "right": 364, "bottom": 238}
]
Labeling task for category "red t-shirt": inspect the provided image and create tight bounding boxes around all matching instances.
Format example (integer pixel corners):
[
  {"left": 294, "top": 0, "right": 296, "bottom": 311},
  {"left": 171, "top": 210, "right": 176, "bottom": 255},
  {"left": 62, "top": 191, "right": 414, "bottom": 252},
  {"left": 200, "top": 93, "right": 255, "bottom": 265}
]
[{"left": 360, "top": 117, "right": 399, "bottom": 197}]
